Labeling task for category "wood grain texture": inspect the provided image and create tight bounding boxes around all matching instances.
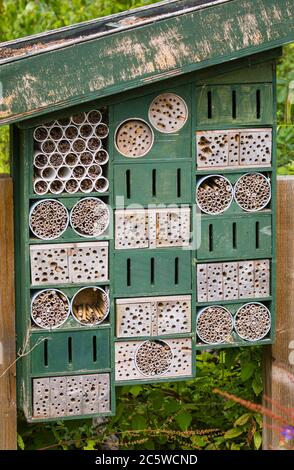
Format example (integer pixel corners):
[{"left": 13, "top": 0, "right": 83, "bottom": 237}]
[
  {"left": 263, "top": 177, "right": 294, "bottom": 450},
  {"left": 0, "top": 175, "right": 16, "bottom": 450},
  {"left": 0, "top": 0, "right": 293, "bottom": 124}
]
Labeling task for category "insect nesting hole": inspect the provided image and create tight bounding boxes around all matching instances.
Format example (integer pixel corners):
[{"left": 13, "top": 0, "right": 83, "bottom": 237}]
[{"left": 71, "top": 287, "right": 109, "bottom": 325}]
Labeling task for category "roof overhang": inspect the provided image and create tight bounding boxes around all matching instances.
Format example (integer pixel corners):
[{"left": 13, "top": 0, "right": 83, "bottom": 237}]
[{"left": 0, "top": 0, "right": 293, "bottom": 125}]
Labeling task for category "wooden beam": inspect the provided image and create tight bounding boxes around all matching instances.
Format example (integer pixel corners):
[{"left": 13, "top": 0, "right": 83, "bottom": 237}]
[
  {"left": 0, "top": 175, "right": 16, "bottom": 450},
  {"left": 263, "top": 176, "right": 294, "bottom": 450}
]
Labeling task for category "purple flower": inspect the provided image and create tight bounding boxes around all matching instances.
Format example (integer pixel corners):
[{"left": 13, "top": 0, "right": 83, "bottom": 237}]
[{"left": 281, "top": 426, "right": 294, "bottom": 440}]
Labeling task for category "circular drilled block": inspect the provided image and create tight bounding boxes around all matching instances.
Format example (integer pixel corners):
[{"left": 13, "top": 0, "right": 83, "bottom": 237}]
[
  {"left": 71, "top": 286, "right": 109, "bottom": 326},
  {"left": 196, "top": 174, "right": 233, "bottom": 215},
  {"left": 234, "top": 302, "right": 271, "bottom": 341},
  {"left": 115, "top": 119, "right": 154, "bottom": 158},
  {"left": 197, "top": 305, "right": 233, "bottom": 344},
  {"left": 135, "top": 340, "right": 173, "bottom": 376},
  {"left": 234, "top": 172, "right": 271, "bottom": 212},
  {"left": 148, "top": 93, "right": 188, "bottom": 133},
  {"left": 31, "top": 289, "right": 70, "bottom": 329},
  {"left": 29, "top": 199, "right": 69, "bottom": 240},
  {"left": 70, "top": 197, "right": 109, "bottom": 238}
]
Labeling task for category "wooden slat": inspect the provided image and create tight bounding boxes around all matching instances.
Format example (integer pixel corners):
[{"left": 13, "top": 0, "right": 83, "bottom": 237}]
[
  {"left": 263, "top": 176, "right": 294, "bottom": 450},
  {"left": 0, "top": 175, "right": 16, "bottom": 450}
]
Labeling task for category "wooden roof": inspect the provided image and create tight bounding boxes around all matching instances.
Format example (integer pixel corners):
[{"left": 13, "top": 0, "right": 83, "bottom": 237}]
[{"left": 0, "top": 0, "right": 293, "bottom": 125}]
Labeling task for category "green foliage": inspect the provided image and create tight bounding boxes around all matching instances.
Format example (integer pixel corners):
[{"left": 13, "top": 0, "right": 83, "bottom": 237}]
[{"left": 19, "top": 349, "right": 263, "bottom": 450}]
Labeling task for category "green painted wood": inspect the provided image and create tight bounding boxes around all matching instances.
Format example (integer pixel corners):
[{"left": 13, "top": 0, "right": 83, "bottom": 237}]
[
  {"left": 197, "top": 214, "right": 272, "bottom": 260},
  {"left": 114, "top": 249, "right": 192, "bottom": 296},
  {"left": 0, "top": 0, "right": 293, "bottom": 124},
  {"left": 196, "top": 83, "right": 273, "bottom": 126},
  {"left": 114, "top": 162, "right": 192, "bottom": 205},
  {"left": 31, "top": 329, "right": 111, "bottom": 375}
]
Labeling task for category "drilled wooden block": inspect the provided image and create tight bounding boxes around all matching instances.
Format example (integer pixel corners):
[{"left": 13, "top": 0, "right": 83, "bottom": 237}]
[
  {"left": 197, "top": 260, "right": 270, "bottom": 301},
  {"left": 196, "top": 129, "right": 272, "bottom": 169},
  {"left": 239, "top": 260, "right": 255, "bottom": 298},
  {"left": 32, "top": 373, "right": 111, "bottom": 419},
  {"left": 30, "top": 242, "right": 108, "bottom": 285},
  {"left": 116, "top": 295, "right": 191, "bottom": 338},
  {"left": 115, "top": 209, "right": 149, "bottom": 249},
  {"left": 155, "top": 208, "right": 190, "bottom": 247},
  {"left": 33, "top": 377, "right": 50, "bottom": 419},
  {"left": 115, "top": 338, "right": 192, "bottom": 382},
  {"left": 69, "top": 242, "right": 108, "bottom": 283},
  {"left": 115, "top": 208, "right": 191, "bottom": 249},
  {"left": 30, "top": 244, "right": 69, "bottom": 285}
]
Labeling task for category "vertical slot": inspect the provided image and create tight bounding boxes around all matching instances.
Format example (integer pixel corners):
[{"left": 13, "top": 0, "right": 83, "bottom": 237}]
[
  {"left": 44, "top": 339, "right": 48, "bottom": 367},
  {"left": 232, "top": 90, "right": 237, "bottom": 119},
  {"left": 68, "top": 337, "right": 72, "bottom": 364},
  {"left": 232, "top": 222, "right": 237, "bottom": 249},
  {"left": 92, "top": 336, "right": 97, "bottom": 363},
  {"left": 150, "top": 257, "right": 155, "bottom": 285},
  {"left": 177, "top": 168, "right": 181, "bottom": 198},
  {"left": 207, "top": 90, "right": 212, "bottom": 119},
  {"left": 256, "top": 89, "right": 261, "bottom": 119},
  {"left": 174, "top": 257, "right": 179, "bottom": 285},
  {"left": 209, "top": 224, "right": 213, "bottom": 252},
  {"left": 127, "top": 258, "right": 131, "bottom": 286},
  {"left": 152, "top": 169, "right": 156, "bottom": 196},
  {"left": 256, "top": 221, "right": 260, "bottom": 249},
  {"left": 126, "top": 170, "right": 131, "bottom": 199}
]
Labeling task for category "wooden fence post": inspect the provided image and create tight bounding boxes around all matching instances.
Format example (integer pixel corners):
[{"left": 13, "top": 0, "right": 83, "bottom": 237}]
[
  {"left": 263, "top": 176, "right": 294, "bottom": 449},
  {"left": 0, "top": 174, "right": 17, "bottom": 450}
]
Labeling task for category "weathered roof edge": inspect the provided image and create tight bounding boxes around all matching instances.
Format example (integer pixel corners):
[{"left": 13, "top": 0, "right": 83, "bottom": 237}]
[
  {"left": 0, "top": 0, "right": 231, "bottom": 65},
  {"left": 0, "top": 0, "right": 293, "bottom": 126}
]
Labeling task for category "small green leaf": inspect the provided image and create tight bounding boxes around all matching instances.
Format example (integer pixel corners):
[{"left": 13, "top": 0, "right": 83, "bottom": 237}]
[
  {"left": 129, "top": 385, "right": 142, "bottom": 397},
  {"left": 191, "top": 435, "right": 207, "bottom": 447},
  {"left": 241, "top": 362, "right": 256, "bottom": 381},
  {"left": 164, "top": 399, "right": 180, "bottom": 414},
  {"left": 254, "top": 413, "right": 263, "bottom": 428},
  {"left": 231, "top": 443, "right": 241, "bottom": 450},
  {"left": 175, "top": 411, "right": 192, "bottom": 431},
  {"left": 234, "top": 413, "right": 251, "bottom": 427},
  {"left": 254, "top": 431, "right": 262, "bottom": 450},
  {"left": 17, "top": 434, "right": 25, "bottom": 450},
  {"left": 224, "top": 427, "right": 243, "bottom": 439},
  {"left": 131, "top": 414, "right": 147, "bottom": 430},
  {"left": 83, "top": 439, "right": 96, "bottom": 451},
  {"left": 224, "top": 400, "right": 236, "bottom": 410},
  {"left": 252, "top": 373, "right": 263, "bottom": 396}
]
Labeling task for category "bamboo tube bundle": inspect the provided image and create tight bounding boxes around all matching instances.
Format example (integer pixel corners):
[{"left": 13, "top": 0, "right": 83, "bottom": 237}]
[
  {"left": 135, "top": 340, "right": 173, "bottom": 376},
  {"left": 196, "top": 175, "right": 233, "bottom": 214},
  {"left": 31, "top": 289, "right": 70, "bottom": 329},
  {"left": 197, "top": 306, "right": 233, "bottom": 344},
  {"left": 29, "top": 199, "right": 69, "bottom": 240},
  {"left": 71, "top": 286, "right": 109, "bottom": 325},
  {"left": 234, "top": 302, "right": 271, "bottom": 341},
  {"left": 70, "top": 197, "right": 109, "bottom": 237},
  {"left": 234, "top": 172, "right": 271, "bottom": 211}
]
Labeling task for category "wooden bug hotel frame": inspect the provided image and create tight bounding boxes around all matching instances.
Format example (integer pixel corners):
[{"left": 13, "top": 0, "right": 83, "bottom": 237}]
[{"left": 0, "top": 0, "right": 293, "bottom": 422}]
